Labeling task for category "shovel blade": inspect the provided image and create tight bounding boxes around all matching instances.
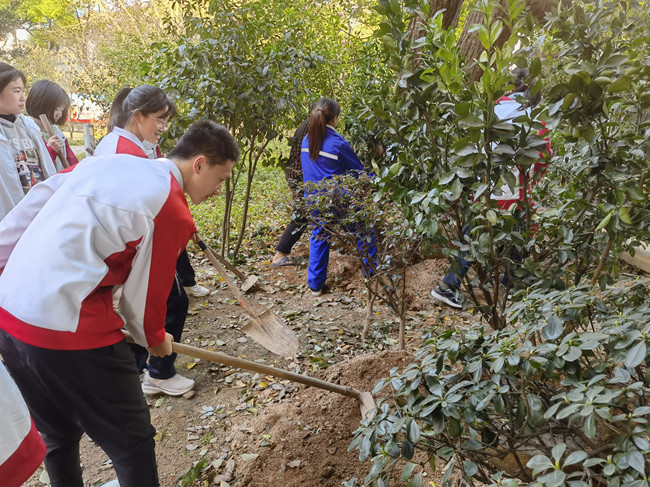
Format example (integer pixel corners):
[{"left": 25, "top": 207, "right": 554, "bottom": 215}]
[
  {"left": 242, "top": 310, "right": 299, "bottom": 359},
  {"left": 358, "top": 392, "right": 376, "bottom": 419},
  {"left": 240, "top": 275, "right": 258, "bottom": 292}
]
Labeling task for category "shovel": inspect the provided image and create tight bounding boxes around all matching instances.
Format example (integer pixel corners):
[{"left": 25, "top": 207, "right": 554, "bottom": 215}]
[
  {"left": 195, "top": 234, "right": 299, "bottom": 359},
  {"left": 123, "top": 330, "right": 374, "bottom": 418},
  {"left": 204, "top": 246, "right": 258, "bottom": 293}
]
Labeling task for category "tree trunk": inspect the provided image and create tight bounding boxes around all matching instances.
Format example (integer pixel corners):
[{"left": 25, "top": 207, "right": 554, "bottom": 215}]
[
  {"left": 407, "top": 0, "right": 463, "bottom": 67},
  {"left": 398, "top": 313, "right": 406, "bottom": 350},
  {"left": 457, "top": 0, "right": 560, "bottom": 83},
  {"left": 362, "top": 291, "right": 375, "bottom": 340}
]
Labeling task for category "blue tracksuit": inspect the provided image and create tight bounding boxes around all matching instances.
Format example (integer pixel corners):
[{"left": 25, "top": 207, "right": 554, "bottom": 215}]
[{"left": 301, "top": 126, "right": 377, "bottom": 291}]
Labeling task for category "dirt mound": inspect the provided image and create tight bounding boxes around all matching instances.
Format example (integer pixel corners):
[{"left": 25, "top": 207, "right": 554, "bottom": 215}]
[{"left": 226, "top": 350, "right": 412, "bottom": 486}]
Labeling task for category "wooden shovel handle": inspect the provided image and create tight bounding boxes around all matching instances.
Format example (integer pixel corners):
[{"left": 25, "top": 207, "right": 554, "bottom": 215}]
[
  {"left": 172, "top": 340, "right": 364, "bottom": 400},
  {"left": 39, "top": 114, "right": 69, "bottom": 168},
  {"left": 122, "top": 329, "right": 363, "bottom": 401},
  {"left": 211, "top": 250, "right": 246, "bottom": 280},
  {"left": 195, "top": 234, "right": 257, "bottom": 318}
]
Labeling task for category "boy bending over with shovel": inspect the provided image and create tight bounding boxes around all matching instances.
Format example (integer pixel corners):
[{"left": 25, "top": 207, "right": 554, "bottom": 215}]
[{"left": 0, "top": 120, "right": 239, "bottom": 486}]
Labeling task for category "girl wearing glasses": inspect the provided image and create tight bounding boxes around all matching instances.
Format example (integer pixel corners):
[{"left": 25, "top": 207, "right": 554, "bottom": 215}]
[
  {"left": 95, "top": 85, "right": 203, "bottom": 397},
  {"left": 94, "top": 85, "right": 175, "bottom": 158}
]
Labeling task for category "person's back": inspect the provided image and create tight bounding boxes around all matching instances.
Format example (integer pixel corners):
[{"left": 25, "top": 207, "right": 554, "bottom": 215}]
[
  {"left": 0, "top": 120, "right": 239, "bottom": 486},
  {"left": 301, "top": 126, "right": 363, "bottom": 184},
  {"left": 0, "top": 154, "right": 193, "bottom": 349}
]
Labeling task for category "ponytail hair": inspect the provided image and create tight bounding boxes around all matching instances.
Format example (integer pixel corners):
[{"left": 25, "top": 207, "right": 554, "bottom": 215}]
[
  {"left": 107, "top": 85, "right": 176, "bottom": 132},
  {"left": 26, "top": 80, "right": 71, "bottom": 125},
  {"left": 307, "top": 98, "right": 340, "bottom": 161}
]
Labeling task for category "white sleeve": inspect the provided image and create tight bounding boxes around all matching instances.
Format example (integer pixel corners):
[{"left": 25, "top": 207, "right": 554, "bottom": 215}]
[{"left": 0, "top": 172, "right": 68, "bottom": 271}]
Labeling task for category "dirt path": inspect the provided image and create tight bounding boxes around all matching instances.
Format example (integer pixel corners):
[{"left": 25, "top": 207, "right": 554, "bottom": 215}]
[{"left": 26, "top": 247, "right": 468, "bottom": 486}]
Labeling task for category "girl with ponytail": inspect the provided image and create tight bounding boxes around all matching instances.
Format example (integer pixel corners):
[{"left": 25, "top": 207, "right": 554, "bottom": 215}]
[
  {"left": 301, "top": 98, "right": 377, "bottom": 295},
  {"left": 94, "top": 85, "right": 176, "bottom": 158}
]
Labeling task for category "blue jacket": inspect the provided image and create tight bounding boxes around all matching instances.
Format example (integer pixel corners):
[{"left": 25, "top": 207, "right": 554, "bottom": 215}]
[{"left": 301, "top": 126, "right": 364, "bottom": 185}]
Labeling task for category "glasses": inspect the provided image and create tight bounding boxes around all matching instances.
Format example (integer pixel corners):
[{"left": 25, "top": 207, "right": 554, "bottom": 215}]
[{"left": 147, "top": 115, "right": 169, "bottom": 129}]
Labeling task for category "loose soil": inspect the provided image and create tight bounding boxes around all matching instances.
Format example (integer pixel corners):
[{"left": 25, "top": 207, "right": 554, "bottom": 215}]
[{"left": 25, "top": 245, "right": 471, "bottom": 487}]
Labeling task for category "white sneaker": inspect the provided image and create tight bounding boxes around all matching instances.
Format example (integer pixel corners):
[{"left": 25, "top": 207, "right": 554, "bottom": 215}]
[
  {"left": 185, "top": 284, "right": 210, "bottom": 297},
  {"left": 141, "top": 370, "right": 195, "bottom": 396}
]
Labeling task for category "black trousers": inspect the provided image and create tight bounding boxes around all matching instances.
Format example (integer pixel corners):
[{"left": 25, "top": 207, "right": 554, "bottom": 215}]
[
  {"left": 130, "top": 273, "right": 189, "bottom": 379},
  {"left": 176, "top": 249, "right": 196, "bottom": 287},
  {"left": 0, "top": 330, "right": 158, "bottom": 487},
  {"left": 275, "top": 218, "right": 308, "bottom": 255}
]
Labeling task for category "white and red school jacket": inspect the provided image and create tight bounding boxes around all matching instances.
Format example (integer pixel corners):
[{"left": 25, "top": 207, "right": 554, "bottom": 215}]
[
  {"left": 0, "top": 154, "right": 194, "bottom": 350},
  {"left": 94, "top": 126, "right": 149, "bottom": 158},
  {"left": 94, "top": 126, "right": 163, "bottom": 160},
  {"left": 0, "top": 362, "right": 46, "bottom": 486},
  {"left": 491, "top": 96, "right": 552, "bottom": 210}
]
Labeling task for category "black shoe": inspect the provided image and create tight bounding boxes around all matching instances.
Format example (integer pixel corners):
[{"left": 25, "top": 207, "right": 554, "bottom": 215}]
[{"left": 431, "top": 285, "right": 462, "bottom": 308}]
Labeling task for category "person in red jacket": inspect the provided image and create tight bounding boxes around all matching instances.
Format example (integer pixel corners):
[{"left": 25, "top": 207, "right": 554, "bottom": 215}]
[
  {"left": 430, "top": 67, "right": 552, "bottom": 308},
  {"left": 96, "top": 85, "right": 208, "bottom": 397},
  {"left": 0, "top": 120, "right": 239, "bottom": 486},
  {"left": 25, "top": 79, "right": 79, "bottom": 170}
]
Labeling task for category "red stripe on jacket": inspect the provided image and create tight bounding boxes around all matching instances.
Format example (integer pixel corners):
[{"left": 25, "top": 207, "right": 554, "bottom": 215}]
[{"left": 0, "top": 419, "right": 46, "bottom": 487}]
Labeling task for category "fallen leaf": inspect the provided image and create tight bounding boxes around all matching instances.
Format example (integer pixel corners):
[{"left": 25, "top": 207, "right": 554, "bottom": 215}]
[
  {"left": 241, "top": 453, "right": 259, "bottom": 462},
  {"left": 287, "top": 459, "right": 302, "bottom": 468},
  {"left": 39, "top": 469, "right": 50, "bottom": 484}
]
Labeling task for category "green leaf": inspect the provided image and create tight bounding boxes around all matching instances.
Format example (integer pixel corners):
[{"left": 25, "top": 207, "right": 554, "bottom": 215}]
[
  {"left": 450, "top": 178, "right": 463, "bottom": 200},
  {"left": 402, "top": 439, "right": 415, "bottom": 460},
  {"left": 607, "top": 75, "right": 632, "bottom": 93},
  {"left": 563, "top": 451, "right": 587, "bottom": 467},
  {"left": 618, "top": 207, "right": 632, "bottom": 224},
  {"left": 437, "top": 446, "right": 454, "bottom": 458},
  {"left": 628, "top": 451, "right": 645, "bottom": 475},
  {"left": 584, "top": 414, "right": 596, "bottom": 439},
  {"left": 530, "top": 57, "right": 542, "bottom": 79},
  {"left": 527, "top": 454, "right": 554, "bottom": 476},
  {"left": 625, "top": 341, "right": 647, "bottom": 368},
  {"left": 463, "top": 460, "right": 478, "bottom": 477},
  {"left": 552, "top": 443, "right": 566, "bottom": 462},
  {"left": 407, "top": 473, "right": 424, "bottom": 487},
  {"left": 439, "top": 172, "right": 455, "bottom": 185},
  {"left": 401, "top": 462, "right": 417, "bottom": 482},
  {"left": 539, "top": 469, "right": 566, "bottom": 487},
  {"left": 447, "top": 417, "right": 461, "bottom": 437},
  {"left": 626, "top": 186, "right": 646, "bottom": 201},
  {"left": 486, "top": 210, "right": 497, "bottom": 225},
  {"left": 475, "top": 183, "right": 489, "bottom": 199},
  {"left": 543, "top": 314, "right": 563, "bottom": 340},
  {"left": 408, "top": 419, "right": 421, "bottom": 443},
  {"left": 595, "top": 211, "right": 612, "bottom": 231},
  {"left": 455, "top": 143, "right": 477, "bottom": 156},
  {"left": 459, "top": 115, "right": 484, "bottom": 129}
]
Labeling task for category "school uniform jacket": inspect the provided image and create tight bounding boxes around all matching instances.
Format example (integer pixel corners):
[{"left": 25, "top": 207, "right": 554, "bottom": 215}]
[
  {"left": 490, "top": 96, "right": 552, "bottom": 210},
  {"left": 0, "top": 362, "right": 46, "bottom": 487},
  {"left": 93, "top": 126, "right": 150, "bottom": 158},
  {"left": 0, "top": 154, "right": 194, "bottom": 350}
]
